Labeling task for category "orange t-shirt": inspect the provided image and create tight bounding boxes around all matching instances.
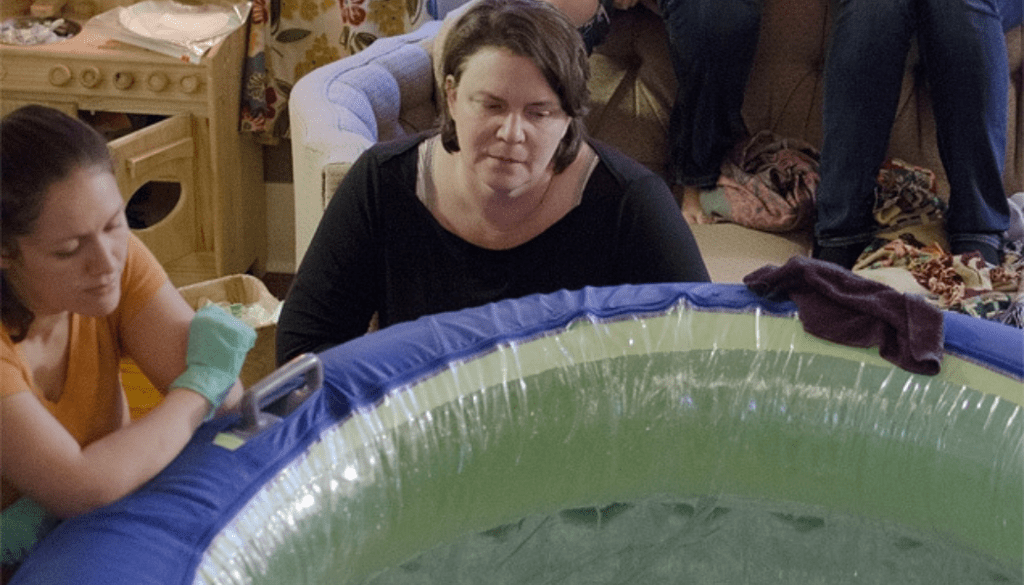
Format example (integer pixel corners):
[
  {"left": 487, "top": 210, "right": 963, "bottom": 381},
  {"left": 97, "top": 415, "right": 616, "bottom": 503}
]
[{"left": 1, "top": 234, "right": 167, "bottom": 510}]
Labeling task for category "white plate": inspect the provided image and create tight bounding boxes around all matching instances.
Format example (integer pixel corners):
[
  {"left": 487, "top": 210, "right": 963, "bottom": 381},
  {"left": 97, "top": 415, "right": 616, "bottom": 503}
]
[{"left": 118, "top": 1, "right": 236, "bottom": 44}]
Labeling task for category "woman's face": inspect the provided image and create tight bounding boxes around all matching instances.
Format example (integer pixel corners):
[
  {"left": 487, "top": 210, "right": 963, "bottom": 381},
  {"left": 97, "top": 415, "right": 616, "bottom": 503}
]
[
  {"left": 2, "top": 165, "right": 129, "bottom": 319},
  {"left": 446, "top": 46, "right": 572, "bottom": 197}
]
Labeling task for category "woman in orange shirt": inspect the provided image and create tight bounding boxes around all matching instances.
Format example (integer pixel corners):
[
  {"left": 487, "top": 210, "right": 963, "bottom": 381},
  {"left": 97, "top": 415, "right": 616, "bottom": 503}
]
[{"left": 0, "top": 105, "right": 256, "bottom": 578}]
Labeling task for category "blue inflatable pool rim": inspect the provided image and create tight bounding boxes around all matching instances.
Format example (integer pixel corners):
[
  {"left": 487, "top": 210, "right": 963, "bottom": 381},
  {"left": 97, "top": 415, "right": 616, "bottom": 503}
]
[{"left": 11, "top": 283, "right": 1023, "bottom": 584}]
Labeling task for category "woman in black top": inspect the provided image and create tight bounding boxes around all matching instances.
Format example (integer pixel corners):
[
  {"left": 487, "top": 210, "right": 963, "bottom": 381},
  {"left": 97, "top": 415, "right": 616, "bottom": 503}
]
[{"left": 277, "top": 0, "right": 709, "bottom": 363}]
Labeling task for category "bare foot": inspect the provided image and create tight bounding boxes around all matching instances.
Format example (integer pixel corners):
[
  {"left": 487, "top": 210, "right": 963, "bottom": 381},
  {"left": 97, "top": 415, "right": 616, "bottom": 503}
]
[{"left": 680, "top": 185, "right": 711, "bottom": 225}]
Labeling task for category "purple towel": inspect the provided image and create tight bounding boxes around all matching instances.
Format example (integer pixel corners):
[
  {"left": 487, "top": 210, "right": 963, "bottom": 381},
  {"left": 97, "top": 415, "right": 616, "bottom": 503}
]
[{"left": 744, "top": 256, "right": 944, "bottom": 375}]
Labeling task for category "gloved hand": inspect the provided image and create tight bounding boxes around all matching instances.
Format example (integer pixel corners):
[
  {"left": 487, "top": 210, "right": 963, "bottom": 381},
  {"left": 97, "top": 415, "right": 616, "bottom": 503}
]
[
  {"left": 171, "top": 305, "right": 256, "bottom": 419},
  {"left": 1, "top": 497, "right": 60, "bottom": 567}
]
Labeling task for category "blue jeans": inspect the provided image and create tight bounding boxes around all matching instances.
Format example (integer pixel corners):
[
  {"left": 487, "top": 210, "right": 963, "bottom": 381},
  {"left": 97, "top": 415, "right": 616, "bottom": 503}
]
[
  {"left": 659, "top": 0, "right": 763, "bottom": 188},
  {"left": 578, "top": 0, "right": 614, "bottom": 54},
  {"left": 815, "top": 0, "right": 1010, "bottom": 253}
]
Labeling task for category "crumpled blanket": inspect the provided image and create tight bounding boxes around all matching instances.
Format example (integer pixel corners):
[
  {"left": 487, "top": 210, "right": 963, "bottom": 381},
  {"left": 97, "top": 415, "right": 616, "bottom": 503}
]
[
  {"left": 703, "top": 130, "right": 820, "bottom": 232},
  {"left": 873, "top": 158, "right": 947, "bottom": 230},
  {"left": 744, "top": 255, "right": 944, "bottom": 376},
  {"left": 703, "top": 138, "right": 944, "bottom": 237},
  {"left": 853, "top": 233, "right": 1024, "bottom": 328}
]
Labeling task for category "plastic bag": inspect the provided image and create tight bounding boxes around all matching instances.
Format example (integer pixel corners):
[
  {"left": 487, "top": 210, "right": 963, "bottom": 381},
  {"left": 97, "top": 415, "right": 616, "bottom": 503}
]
[{"left": 87, "top": 0, "right": 251, "bottom": 64}]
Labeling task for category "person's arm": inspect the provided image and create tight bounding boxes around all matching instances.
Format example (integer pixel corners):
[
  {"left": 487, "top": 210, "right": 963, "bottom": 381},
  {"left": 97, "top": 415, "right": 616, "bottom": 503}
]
[
  {"left": 276, "top": 147, "right": 386, "bottom": 364},
  {"left": 0, "top": 283, "right": 250, "bottom": 519},
  {"left": 615, "top": 159, "right": 711, "bottom": 283},
  {"left": 1, "top": 376, "right": 210, "bottom": 518},
  {"left": 122, "top": 281, "right": 244, "bottom": 414}
]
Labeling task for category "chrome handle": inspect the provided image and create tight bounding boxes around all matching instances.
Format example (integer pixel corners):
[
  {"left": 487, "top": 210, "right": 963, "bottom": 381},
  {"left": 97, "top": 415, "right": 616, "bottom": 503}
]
[{"left": 235, "top": 353, "right": 323, "bottom": 439}]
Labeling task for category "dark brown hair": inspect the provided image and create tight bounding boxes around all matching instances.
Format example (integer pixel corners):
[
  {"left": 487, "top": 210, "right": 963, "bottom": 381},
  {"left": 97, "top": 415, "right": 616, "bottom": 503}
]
[
  {"left": 1, "top": 105, "right": 114, "bottom": 342},
  {"left": 438, "top": 0, "right": 590, "bottom": 173}
]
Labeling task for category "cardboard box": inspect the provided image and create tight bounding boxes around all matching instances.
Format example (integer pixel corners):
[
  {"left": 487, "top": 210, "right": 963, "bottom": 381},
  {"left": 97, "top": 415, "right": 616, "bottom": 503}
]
[
  {"left": 177, "top": 274, "right": 281, "bottom": 389},
  {"left": 121, "top": 274, "right": 281, "bottom": 418}
]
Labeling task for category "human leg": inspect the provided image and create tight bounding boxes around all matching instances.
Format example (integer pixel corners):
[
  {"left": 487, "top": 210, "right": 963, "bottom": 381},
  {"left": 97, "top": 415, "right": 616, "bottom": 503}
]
[
  {"left": 814, "top": 0, "right": 916, "bottom": 267},
  {"left": 659, "top": 0, "right": 762, "bottom": 214},
  {"left": 917, "top": 0, "right": 1009, "bottom": 264}
]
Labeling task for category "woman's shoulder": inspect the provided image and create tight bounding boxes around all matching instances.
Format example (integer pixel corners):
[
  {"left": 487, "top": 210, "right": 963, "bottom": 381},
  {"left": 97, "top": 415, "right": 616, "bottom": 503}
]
[
  {"left": 122, "top": 235, "right": 167, "bottom": 291},
  {"left": 365, "top": 131, "right": 436, "bottom": 164},
  {"left": 113, "top": 234, "right": 169, "bottom": 326},
  {"left": 585, "top": 138, "right": 671, "bottom": 201},
  {"left": 330, "top": 132, "right": 435, "bottom": 213},
  {"left": 587, "top": 138, "right": 662, "bottom": 182},
  {"left": 1, "top": 323, "right": 34, "bottom": 400},
  {"left": 344, "top": 132, "right": 435, "bottom": 195}
]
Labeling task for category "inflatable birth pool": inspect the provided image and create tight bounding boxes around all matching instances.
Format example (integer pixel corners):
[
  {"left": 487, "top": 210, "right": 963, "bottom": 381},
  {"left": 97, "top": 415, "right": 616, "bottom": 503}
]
[{"left": 10, "top": 282, "right": 1024, "bottom": 584}]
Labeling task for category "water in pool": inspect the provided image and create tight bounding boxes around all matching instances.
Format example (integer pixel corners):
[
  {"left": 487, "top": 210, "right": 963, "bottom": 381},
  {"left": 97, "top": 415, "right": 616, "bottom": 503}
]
[{"left": 360, "top": 495, "right": 1018, "bottom": 584}]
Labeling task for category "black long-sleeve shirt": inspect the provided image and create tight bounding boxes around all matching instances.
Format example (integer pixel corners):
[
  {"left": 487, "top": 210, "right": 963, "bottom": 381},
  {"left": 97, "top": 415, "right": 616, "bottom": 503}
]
[{"left": 277, "top": 133, "right": 709, "bottom": 364}]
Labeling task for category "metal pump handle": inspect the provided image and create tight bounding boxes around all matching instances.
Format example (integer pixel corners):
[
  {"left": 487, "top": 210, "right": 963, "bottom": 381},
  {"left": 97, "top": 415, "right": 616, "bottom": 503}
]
[{"left": 236, "top": 352, "right": 323, "bottom": 439}]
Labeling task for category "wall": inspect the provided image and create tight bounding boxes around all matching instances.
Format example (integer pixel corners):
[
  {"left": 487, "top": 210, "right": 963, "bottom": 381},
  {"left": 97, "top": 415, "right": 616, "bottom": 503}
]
[{"left": 263, "top": 140, "right": 296, "bottom": 274}]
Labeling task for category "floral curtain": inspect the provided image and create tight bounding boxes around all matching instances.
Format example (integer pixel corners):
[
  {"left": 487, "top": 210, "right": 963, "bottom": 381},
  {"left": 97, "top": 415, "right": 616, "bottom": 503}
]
[{"left": 240, "top": 0, "right": 433, "bottom": 143}]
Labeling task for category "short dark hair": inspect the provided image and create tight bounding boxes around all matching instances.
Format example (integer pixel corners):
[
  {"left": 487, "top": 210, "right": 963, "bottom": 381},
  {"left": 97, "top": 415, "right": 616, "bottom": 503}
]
[
  {"left": 438, "top": 0, "right": 590, "bottom": 173},
  {"left": 1, "top": 105, "right": 114, "bottom": 341}
]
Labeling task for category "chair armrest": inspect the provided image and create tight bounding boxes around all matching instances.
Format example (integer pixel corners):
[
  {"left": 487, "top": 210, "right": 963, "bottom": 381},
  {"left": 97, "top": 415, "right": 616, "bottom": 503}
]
[{"left": 289, "top": 20, "right": 443, "bottom": 267}]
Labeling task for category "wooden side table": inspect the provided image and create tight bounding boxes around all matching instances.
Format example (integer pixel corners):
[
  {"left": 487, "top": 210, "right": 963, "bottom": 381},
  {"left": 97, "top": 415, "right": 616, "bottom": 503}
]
[{"left": 0, "top": 8, "right": 266, "bottom": 286}]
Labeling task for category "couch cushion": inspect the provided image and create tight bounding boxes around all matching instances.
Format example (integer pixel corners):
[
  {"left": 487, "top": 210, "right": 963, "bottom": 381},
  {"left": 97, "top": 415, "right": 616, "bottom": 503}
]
[
  {"left": 586, "top": 7, "right": 674, "bottom": 178},
  {"left": 325, "top": 43, "right": 437, "bottom": 143},
  {"left": 689, "top": 223, "right": 811, "bottom": 283}
]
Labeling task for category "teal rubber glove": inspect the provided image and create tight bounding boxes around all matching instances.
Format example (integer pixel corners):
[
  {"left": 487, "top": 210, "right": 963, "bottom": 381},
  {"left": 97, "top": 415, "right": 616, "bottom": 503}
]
[
  {"left": 1, "top": 497, "right": 60, "bottom": 567},
  {"left": 171, "top": 304, "right": 256, "bottom": 419}
]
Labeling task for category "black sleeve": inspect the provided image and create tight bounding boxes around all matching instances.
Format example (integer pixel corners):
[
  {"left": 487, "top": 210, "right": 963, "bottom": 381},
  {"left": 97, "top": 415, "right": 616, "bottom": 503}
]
[
  {"left": 606, "top": 152, "right": 711, "bottom": 284},
  {"left": 275, "top": 148, "right": 384, "bottom": 365}
]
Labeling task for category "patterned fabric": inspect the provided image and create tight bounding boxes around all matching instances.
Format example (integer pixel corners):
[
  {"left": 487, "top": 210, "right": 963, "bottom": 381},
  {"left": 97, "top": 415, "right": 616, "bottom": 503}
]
[
  {"left": 241, "top": 0, "right": 433, "bottom": 142},
  {"left": 853, "top": 233, "right": 1024, "bottom": 328},
  {"left": 706, "top": 147, "right": 952, "bottom": 238},
  {"left": 706, "top": 130, "right": 820, "bottom": 233},
  {"left": 873, "top": 158, "right": 947, "bottom": 230}
]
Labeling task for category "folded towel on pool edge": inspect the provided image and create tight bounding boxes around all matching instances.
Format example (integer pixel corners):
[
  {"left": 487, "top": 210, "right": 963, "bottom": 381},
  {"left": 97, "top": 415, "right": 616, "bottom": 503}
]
[{"left": 743, "top": 255, "right": 944, "bottom": 375}]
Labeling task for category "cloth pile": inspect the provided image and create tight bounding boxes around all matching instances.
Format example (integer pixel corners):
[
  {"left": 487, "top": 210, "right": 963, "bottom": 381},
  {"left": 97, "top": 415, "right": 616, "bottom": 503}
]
[
  {"left": 855, "top": 166, "right": 1022, "bottom": 328},
  {"left": 703, "top": 143, "right": 942, "bottom": 235},
  {"left": 872, "top": 158, "right": 947, "bottom": 231},
  {"left": 702, "top": 130, "right": 820, "bottom": 232},
  {"left": 704, "top": 130, "right": 1024, "bottom": 329},
  {"left": 853, "top": 232, "right": 1024, "bottom": 328}
]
